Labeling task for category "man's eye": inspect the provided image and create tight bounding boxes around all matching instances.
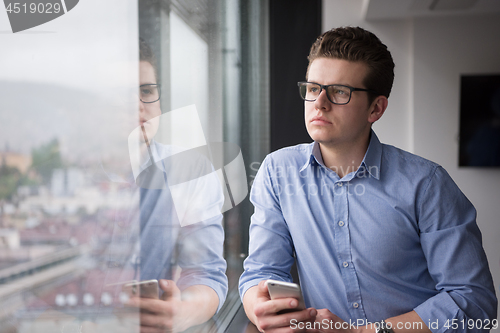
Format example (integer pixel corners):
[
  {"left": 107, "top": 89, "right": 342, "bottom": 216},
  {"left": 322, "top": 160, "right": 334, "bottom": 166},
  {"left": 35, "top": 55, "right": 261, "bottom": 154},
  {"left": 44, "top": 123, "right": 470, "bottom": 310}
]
[
  {"left": 141, "top": 89, "right": 152, "bottom": 95},
  {"left": 309, "top": 87, "right": 319, "bottom": 93},
  {"left": 333, "top": 89, "right": 347, "bottom": 95}
]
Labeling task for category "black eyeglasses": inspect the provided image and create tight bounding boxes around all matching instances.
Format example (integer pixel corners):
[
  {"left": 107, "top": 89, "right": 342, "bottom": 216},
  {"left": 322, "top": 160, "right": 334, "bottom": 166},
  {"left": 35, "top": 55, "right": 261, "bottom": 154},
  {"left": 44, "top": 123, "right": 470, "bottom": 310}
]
[
  {"left": 140, "top": 84, "right": 161, "bottom": 103},
  {"left": 297, "top": 82, "right": 379, "bottom": 105}
]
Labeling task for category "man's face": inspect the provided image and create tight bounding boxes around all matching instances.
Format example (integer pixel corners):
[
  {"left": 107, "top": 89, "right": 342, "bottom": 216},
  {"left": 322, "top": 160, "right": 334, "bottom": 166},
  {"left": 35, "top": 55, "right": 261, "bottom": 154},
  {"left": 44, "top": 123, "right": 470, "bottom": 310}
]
[
  {"left": 305, "top": 57, "right": 375, "bottom": 149},
  {"left": 139, "top": 61, "right": 161, "bottom": 141}
]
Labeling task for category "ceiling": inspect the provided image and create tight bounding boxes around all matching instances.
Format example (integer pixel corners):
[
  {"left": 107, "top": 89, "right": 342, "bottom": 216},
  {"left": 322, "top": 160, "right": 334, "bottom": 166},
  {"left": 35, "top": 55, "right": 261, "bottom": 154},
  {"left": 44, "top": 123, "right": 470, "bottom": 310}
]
[{"left": 363, "top": 0, "right": 500, "bottom": 20}]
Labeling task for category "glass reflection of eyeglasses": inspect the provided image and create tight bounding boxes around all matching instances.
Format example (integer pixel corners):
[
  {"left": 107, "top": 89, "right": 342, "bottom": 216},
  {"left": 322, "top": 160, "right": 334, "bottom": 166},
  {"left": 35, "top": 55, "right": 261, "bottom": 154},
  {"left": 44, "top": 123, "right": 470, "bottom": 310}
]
[{"left": 140, "top": 84, "right": 161, "bottom": 103}]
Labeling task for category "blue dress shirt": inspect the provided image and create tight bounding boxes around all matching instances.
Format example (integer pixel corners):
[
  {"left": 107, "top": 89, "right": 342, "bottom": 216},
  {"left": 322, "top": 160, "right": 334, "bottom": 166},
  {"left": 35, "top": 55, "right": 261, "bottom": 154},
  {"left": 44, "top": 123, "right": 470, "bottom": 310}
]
[
  {"left": 106, "top": 141, "right": 228, "bottom": 312},
  {"left": 239, "top": 131, "right": 497, "bottom": 332}
]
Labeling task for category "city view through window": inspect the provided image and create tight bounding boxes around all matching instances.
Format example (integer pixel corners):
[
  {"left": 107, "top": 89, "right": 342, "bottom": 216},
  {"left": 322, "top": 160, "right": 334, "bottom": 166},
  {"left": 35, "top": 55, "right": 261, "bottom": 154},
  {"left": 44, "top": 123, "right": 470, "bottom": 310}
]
[{"left": 0, "top": 0, "right": 269, "bottom": 331}]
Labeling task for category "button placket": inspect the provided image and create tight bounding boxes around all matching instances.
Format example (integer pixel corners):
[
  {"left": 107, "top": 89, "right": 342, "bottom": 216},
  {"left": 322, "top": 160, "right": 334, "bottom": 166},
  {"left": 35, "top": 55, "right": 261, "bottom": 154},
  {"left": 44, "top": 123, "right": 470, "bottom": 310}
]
[{"left": 331, "top": 176, "right": 366, "bottom": 319}]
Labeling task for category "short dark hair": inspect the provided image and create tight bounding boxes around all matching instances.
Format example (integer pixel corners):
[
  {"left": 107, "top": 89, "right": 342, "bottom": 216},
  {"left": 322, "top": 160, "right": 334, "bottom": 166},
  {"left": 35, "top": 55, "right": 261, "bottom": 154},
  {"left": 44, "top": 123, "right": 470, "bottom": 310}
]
[
  {"left": 139, "top": 38, "right": 158, "bottom": 80},
  {"left": 307, "top": 26, "right": 395, "bottom": 99}
]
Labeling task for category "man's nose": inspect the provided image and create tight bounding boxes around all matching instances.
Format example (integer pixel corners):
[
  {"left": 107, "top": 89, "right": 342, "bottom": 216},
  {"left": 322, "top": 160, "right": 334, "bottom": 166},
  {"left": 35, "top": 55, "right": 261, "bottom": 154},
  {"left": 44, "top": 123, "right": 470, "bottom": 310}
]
[
  {"left": 314, "top": 89, "right": 331, "bottom": 110},
  {"left": 139, "top": 98, "right": 146, "bottom": 112}
]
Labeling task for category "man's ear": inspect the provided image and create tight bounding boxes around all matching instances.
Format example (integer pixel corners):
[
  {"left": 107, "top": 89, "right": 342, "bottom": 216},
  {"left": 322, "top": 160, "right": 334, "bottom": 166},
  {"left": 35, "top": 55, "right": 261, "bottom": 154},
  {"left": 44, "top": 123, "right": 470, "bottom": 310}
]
[{"left": 368, "top": 95, "right": 388, "bottom": 124}]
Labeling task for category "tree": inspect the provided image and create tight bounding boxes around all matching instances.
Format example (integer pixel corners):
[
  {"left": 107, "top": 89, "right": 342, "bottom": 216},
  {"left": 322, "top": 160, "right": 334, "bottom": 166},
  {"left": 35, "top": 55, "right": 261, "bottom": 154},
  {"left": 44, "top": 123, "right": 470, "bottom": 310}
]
[
  {"left": 0, "top": 164, "right": 21, "bottom": 200},
  {"left": 31, "top": 138, "right": 64, "bottom": 185}
]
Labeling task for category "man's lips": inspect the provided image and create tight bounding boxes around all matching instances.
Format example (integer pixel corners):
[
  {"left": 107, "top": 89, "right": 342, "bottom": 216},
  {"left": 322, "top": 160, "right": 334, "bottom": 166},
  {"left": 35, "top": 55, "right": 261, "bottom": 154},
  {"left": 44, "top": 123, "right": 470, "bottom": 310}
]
[{"left": 310, "top": 116, "right": 332, "bottom": 125}]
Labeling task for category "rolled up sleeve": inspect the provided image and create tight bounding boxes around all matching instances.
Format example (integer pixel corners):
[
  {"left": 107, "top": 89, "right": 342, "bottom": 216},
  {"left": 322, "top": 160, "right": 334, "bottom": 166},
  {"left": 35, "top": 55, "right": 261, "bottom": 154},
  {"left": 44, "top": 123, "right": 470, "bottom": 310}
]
[
  {"left": 239, "top": 155, "right": 296, "bottom": 300},
  {"left": 414, "top": 166, "right": 497, "bottom": 332}
]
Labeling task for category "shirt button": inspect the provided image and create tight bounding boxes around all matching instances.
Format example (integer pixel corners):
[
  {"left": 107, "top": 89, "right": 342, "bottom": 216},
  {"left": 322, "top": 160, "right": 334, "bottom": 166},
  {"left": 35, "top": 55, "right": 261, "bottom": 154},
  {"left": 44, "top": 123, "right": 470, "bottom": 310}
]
[
  {"left": 353, "top": 302, "right": 359, "bottom": 309},
  {"left": 343, "top": 261, "right": 349, "bottom": 268},
  {"left": 338, "top": 221, "right": 344, "bottom": 227},
  {"left": 337, "top": 182, "right": 343, "bottom": 187}
]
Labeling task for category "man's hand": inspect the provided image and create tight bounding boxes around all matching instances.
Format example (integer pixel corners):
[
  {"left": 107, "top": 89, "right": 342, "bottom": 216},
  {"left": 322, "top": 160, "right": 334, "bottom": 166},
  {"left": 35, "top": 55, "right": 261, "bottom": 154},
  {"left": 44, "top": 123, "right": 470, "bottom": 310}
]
[
  {"left": 127, "top": 279, "right": 218, "bottom": 333},
  {"left": 243, "top": 280, "right": 317, "bottom": 333},
  {"left": 127, "top": 279, "right": 182, "bottom": 332}
]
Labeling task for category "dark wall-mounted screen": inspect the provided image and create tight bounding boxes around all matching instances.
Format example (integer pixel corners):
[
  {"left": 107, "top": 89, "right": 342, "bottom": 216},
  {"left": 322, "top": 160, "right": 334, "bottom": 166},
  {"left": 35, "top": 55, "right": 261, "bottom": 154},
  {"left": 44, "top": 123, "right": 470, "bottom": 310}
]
[{"left": 459, "top": 74, "right": 500, "bottom": 167}]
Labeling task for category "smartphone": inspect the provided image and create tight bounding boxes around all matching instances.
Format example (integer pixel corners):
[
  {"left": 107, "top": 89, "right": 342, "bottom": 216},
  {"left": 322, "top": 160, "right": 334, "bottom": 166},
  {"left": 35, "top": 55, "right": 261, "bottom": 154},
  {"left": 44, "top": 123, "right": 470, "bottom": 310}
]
[
  {"left": 122, "top": 279, "right": 159, "bottom": 299},
  {"left": 266, "top": 279, "right": 306, "bottom": 312}
]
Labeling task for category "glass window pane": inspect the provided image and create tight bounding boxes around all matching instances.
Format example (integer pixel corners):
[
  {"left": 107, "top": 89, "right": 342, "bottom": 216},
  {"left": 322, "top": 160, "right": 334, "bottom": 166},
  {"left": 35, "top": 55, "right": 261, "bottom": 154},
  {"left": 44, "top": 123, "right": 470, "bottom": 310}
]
[
  {"left": 0, "top": 0, "right": 269, "bottom": 330},
  {"left": 0, "top": 1, "right": 141, "bottom": 331}
]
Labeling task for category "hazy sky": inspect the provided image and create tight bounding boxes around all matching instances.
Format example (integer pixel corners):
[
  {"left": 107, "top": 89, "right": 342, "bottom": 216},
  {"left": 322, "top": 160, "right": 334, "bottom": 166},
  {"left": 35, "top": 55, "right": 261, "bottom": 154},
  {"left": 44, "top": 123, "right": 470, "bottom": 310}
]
[
  {"left": 0, "top": 1, "right": 212, "bottom": 166},
  {"left": 0, "top": 0, "right": 138, "bottom": 94},
  {"left": 0, "top": 0, "right": 139, "bottom": 157}
]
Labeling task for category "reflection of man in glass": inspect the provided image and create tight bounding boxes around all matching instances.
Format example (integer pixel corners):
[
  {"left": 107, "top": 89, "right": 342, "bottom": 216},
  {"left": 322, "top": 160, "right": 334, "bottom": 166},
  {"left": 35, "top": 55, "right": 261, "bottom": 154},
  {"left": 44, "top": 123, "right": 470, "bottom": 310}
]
[
  {"left": 138, "top": 51, "right": 161, "bottom": 144},
  {"left": 121, "top": 39, "right": 227, "bottom": 332}
]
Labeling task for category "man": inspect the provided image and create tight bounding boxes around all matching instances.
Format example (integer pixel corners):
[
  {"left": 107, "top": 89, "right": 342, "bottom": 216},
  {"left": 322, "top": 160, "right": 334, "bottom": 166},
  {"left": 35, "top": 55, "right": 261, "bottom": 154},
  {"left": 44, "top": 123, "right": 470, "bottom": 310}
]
[
  {"left": 239, "top": 27, "right": 497, "bottom": 333},
  {"left": 93, "top": 39, "right": 227, "bottom": 333}
]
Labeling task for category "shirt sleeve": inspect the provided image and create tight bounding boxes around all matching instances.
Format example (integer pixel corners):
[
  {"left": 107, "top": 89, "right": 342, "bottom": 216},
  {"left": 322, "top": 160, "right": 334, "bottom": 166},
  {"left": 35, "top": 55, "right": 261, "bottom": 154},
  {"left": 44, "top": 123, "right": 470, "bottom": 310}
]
[
  {"left": 172, "top": 152, "right": 228, "bottom": 313},
  {"left": 414, "top": 166, "right": 497, "bottom": 333},
  {"left": 176, "top": 214, "right": 228, "bottom": 313},
  {"left": 238, "top": 155, "right": 296, "bottom": 300}
]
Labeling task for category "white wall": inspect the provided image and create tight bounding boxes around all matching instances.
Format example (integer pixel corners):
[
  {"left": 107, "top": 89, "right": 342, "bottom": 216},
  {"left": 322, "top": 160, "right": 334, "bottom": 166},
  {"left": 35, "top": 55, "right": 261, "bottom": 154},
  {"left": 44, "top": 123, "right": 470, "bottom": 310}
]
[
  {"left": 323, "top": 0, "right": 414, "bottom": 151},
  {"left": 413, "top": 15, "right": 500, "bottom": 322},
  {"left": 323, "top": 0, "right": 500, "bottom": 321}
]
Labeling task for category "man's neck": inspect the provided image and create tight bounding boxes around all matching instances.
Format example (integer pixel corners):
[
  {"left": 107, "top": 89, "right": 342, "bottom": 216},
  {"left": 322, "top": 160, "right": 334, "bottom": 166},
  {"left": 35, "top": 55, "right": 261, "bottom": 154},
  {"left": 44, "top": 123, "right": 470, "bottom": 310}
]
[{"left": 318, "top": 134, "right": 371, "bottom": 179}]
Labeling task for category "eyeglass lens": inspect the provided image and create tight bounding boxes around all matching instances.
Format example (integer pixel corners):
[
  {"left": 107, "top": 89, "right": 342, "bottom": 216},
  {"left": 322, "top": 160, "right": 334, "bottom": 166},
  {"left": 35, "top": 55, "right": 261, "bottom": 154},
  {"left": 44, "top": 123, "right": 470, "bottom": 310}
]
[
  {"left": 140, "top": 84, "right": 160, "bottom": 103},
  {"left": 299, "top": 82, "right": 351, "bottom": 105}
]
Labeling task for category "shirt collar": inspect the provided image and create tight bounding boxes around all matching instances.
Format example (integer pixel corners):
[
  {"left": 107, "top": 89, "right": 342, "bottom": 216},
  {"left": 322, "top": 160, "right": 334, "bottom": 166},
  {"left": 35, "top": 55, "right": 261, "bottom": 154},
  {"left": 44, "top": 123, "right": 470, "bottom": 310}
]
[
  {"left": 299, "top": 143, "right": 320, "bottom": 172},
  {"left": 361, "top": 130, "right": 381, "bottom": 180},
  {"left": 299, "top": 130, "right": 382, "bottom": 180}
]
